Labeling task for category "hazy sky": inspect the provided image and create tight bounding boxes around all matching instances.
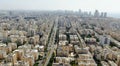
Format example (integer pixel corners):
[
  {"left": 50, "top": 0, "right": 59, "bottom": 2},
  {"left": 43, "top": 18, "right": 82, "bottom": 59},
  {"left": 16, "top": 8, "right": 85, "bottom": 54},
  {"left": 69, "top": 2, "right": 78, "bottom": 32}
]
[{"left": 0, "top": 0, "right": 120, "bottom": 13}]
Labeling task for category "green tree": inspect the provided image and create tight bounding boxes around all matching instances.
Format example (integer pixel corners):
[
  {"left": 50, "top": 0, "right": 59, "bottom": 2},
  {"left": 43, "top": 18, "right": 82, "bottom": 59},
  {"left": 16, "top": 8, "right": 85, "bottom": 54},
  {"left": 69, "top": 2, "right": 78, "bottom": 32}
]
[
  {"left": 15, "top": 40, "right": 22, "bottom": 47},
  {"left": 2, "top": 37, "right": 11, "bottom": 45},
  {"left": 70, "top": 60, "right": 78, "bottom": 66}
]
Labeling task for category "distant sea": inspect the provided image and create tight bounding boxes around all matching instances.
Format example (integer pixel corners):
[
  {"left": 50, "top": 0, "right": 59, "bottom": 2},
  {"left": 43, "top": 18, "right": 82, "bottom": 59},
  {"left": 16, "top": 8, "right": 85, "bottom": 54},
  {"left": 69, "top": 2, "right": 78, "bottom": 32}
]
[{"left": 108, "top": 13, "right": 120, "bottom": 18}]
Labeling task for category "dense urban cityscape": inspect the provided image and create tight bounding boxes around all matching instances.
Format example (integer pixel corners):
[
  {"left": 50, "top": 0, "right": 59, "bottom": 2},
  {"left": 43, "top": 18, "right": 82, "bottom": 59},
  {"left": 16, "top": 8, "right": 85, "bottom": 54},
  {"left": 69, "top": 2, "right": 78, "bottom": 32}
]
[{"left": 0, "top": 10, "right": 119, "bottom": 66}]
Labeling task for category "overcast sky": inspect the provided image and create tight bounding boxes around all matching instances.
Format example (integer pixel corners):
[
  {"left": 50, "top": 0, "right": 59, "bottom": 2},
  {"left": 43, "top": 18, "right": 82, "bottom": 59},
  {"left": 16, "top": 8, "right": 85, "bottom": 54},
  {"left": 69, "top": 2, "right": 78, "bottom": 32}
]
[{"left": 0, "top": 0, "right": 120, "bottom": 13}]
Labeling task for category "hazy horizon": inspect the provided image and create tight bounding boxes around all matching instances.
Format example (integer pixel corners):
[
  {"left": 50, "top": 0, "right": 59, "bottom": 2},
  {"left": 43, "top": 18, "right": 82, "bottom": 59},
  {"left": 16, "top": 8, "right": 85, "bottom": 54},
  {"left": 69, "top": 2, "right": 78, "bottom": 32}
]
[
  {"left": 1, "top": 0, "right": 120, "bottom": 18},
  {"left": 0, "top": 0, "right": 120, "bottom": 13}
]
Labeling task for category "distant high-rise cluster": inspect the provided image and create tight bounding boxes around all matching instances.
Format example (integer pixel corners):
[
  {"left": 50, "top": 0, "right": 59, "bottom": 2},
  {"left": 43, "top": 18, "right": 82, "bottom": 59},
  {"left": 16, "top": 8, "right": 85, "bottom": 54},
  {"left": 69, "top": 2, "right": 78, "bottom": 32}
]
[
  {"left": 94, "top": 10, "right": 107, "bottom": 18},
  {"left": 78, "top": 9, "right": 107, "bottom": 18}
]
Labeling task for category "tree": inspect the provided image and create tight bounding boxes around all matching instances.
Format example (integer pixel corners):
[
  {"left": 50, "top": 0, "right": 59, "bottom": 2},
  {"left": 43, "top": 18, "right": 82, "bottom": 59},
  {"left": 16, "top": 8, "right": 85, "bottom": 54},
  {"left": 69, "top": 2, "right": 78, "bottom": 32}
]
[
  {"left": 28, "top": 38, "right": 34, "bottom": 44},
  {"left": 70, "top": 60, "right": 78, "bottom": 66},
  {"left": 23, "top": 40, "right": 27, "bottom": 44},
  {"left": 66, "top": 32, "right": 70, "bottom": 43},
  {"left": 47, "top": 53, "right": 55, "bottom": 66},
  {"left": 15, "top": 40, "right": 22, "bottom": 47},
  {"left": 2, "top": 37, "right": 11, "bottom": 45},
  {"left": 81, "top": 34, "right": 85, "bottom": 39},
  {"left": 101, "top": 27, "right": 104, "bottom": 30},
  {"left": 33, "top": 62, "right": 39, "bottom": 66}
]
